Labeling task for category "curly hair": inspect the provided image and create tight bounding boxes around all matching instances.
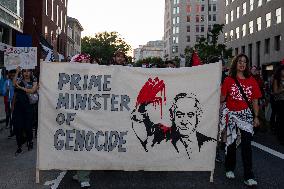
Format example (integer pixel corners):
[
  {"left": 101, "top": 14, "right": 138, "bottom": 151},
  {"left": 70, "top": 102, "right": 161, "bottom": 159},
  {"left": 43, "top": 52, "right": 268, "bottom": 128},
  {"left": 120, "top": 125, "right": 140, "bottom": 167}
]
[{"left": 229, "top": 53, "right": 251, "bottom": 78}]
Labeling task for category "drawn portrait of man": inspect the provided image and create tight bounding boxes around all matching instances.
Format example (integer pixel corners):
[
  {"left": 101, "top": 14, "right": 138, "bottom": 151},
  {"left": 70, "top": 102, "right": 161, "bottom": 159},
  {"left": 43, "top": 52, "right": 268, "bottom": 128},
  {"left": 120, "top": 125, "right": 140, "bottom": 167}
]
[{"left": 130, "top": 77, "right": 216, "bottom": 159}]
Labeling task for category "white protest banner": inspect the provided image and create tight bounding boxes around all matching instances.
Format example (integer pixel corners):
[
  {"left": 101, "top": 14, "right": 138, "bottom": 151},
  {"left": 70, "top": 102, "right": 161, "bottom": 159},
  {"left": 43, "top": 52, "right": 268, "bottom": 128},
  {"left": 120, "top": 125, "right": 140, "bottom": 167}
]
[
  {"left": 37, "top": 62, "right": 221, "bottom": 172},
  {"left": 4, "top": 47, "right": 37, "bottom": 70}
]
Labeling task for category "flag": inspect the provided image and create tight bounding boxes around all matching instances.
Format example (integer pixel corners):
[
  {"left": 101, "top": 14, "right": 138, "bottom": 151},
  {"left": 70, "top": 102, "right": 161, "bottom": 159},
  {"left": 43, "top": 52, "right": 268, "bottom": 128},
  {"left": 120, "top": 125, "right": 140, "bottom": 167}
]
[
  {"left": 39, "top": 34, "right": 55, "bottom": 62},
  {"left": 191, "top": 51, "right": 202, "bottom": 66}
]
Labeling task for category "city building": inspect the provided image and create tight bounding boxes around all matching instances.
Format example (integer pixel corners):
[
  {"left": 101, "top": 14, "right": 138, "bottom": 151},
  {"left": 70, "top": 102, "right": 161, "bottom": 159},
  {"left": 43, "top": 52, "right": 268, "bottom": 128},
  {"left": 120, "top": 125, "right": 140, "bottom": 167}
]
[
  {"left": 66, "top": 16, "right": 83, "bottom": 58},
  {"left": 133, "top": 40, "right": 164, "bottom": 62},
  {"left": 223, "top": 0, "right": 284, "bottom": 72},
  {"left": 0, "top": 0, "right": 24, "bottom": 67},
  {"left": 24, "top": 0, "right": 68, "bottom": 62},
  {"left": 164, "top": 0, "right": 224, "bottom": 60}
]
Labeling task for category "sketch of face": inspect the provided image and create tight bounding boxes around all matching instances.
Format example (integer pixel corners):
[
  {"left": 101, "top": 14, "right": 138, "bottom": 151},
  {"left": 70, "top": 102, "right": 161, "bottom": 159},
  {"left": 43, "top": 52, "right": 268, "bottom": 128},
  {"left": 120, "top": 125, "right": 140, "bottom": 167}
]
[{"left": 173, "top": 97, "right": 197, "bottom": 136}]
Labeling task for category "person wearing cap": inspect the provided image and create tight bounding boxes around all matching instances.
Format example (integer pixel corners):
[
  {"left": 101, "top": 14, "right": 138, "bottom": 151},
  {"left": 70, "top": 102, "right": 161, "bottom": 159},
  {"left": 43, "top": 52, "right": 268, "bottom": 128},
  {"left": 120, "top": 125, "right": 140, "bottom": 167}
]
[{"left": 109, "top": 50, "right": 127, "bottom": 65}]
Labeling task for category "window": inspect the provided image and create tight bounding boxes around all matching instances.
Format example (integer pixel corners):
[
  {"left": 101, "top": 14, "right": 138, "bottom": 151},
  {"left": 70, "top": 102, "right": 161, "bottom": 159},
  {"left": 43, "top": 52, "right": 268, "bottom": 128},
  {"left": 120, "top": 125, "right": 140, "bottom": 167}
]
[
  {"left": 243, "top": 2, "right": 247, "bottom": 15},
  {"left": 201, "top": 25, "right": 204, "bottom": 32},
  {"left": 250, "top": 0, "right": 254, "bottom": 11},
  {"left": 187, "top": 16, "right": 191, "bottom": 22},
  {"left": 208, "top": 25, "right": 212, "bottom": 31},
  {"left": 266, "top": 12, "right": 271, "bottom": 27},
  {"left": 225, "top": 33, "right": 228, "bottom": 42},
  {"left": 176, "top": 17, "right": 180, "bottom": 24},
  {"left": 242, "top": 24, "right": 246, "bottom": 36},
  {"left": 236, "top": 7, "right": 240, "bottom": 18},
  {"left": 236, "top": 27, "right": 240, "bottom": 39},
  {"left": 46, "top": 0, "right": 48, "bottom": 15},
  {"left": 258, "top": 0, "right": 262, "bottom": 7},
  {"left": 186, "top": 5, "right": 191, "bottom": 13},
  {"left": 196, "top": 35, "right": 200, "bottom": 42},
  {"left": 230, "top": 30, "right": 234, "bottom": 40},
  {"left": 56, "top": 5, "right": 59, "bottom": 26},
  {"left": 249, "top": 21, "right": 254, "bottom": 34},
  {"left": 209, "top": 14, "right": 212, "bottom": 21},
  {"left": 201, "top": 5, "right": 205, "bottom": 12},
  {"left": 175, "top": 26, "right": 179, "bottom": 34},
  {"left": 225, "top": 14, "right": 229, "bottom": 24},
  {"left": 274, "top": 35, "right": 281, "bottom": 51},
  {"left": 173, "top": 36, "right": 179, "bottom": 44},
  {"left": 265, "top": 38, "right": 270, "bottom": 54},
  {"left": 213, "top": 4, "right": 216, "bottom": 12},
  {"left": 172, "top": 46, "right": 178, "bottom": 53},
  {"left": 226, "top": 0, "right": 229, "bottom": 6},
  {"left": 51, "top": 0, "right": 54, "bottom": 21},
  {"left": 196, "top": 4, "right": 201, "bottom": 12},
  {"left": 44, "top": 26, "right": 48, "bottom": 37},
  {"left": 241, "top": 46, "right": 245, "bottom": 53},
  {"left": 196, "top": 15, "right": 200, "bottom": 22},
  {"left": 187, "top": 25, "right": 190, "bottom": 32},
  {"left": 187, "top": 36, "right": 191, "bottom": 42},
  {"left": 257, "top": 17, "right": 261, "bottom": 31},
  {"left": 174, "top": 0, "right": 179, "bottom": 5},
  {"left": 173, "top": 7, "right": 179, "bottom": 14},
  {"left": 201, "top": 15, "right": 205, "bottom": 22},
  {"left": 276, "top": 8, "right": 282, "bottom": 24},
  {"left": 173, "top": 18, "right": 176, "bottom": 25},
  {"left": 196, "top": 25, "right": 200, "bottom": 32},
  {"left": 213, "top": 14, "right": 216, "bottom": 21},
  {"left": 65, "top": 0, "right": 67, "bottom": 7},
  {"left": 231, "top": 10, "right": 234, "bottom": 22},
  {"left": 61, "top": 11, "right": 63, "bottom": 30},
  {"left": 267, "top": 0, "right": 271, "bottom": 2},
  {"left": 235, "top": 48, "right": 239, "bottom": 56}
]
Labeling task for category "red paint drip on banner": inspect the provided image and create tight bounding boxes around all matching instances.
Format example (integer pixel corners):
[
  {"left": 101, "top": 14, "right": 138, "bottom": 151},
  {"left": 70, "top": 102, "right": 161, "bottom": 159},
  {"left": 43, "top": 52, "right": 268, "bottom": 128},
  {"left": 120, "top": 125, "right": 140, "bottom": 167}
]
[{"left": 136, "top": 77, "right": 166, "bottom": 119}]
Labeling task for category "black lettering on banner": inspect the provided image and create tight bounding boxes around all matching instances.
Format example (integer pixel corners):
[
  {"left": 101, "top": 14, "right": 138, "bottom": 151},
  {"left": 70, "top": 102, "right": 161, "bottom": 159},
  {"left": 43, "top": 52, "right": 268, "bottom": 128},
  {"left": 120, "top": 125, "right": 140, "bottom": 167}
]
[
  {"left": 92, "top": 94, "right": 101, "bottom": 110},
  {"left": 101, "top": 94, "right": 110, "bottom": 110},
  {"left": 111, "top": 94, "right": 119, "bottom": 111},
  {"left": 95, "top": 131, "right": 104, "bottom": 151},
  {"left": 108, "top": 131, "right": 119, "bottom": 152},
  {"left": 56, "top": 93, "right": 69, "bottom": 109},
  {"left": 65, "top": 129, "right": 75, "bottom": 150},
  {"left": 74, "top": 130, "right": 85, "bottom": 151},
  {"left": 88, "top": 75, "right": 102, "bottom": 91},
  {"left": 58, "top": 73, "right": 70, "bottom": 90},
  {"left": 118, "top": 131, "right": 128, "bottom": 152},
  {"left": 85, "top": 131, "right": 95, "bottom": 151},
  {"left": 70, "top": 74, "right": 82, "bottom": 90},
  {"left": 56, "top": 113, "right": 65, "bottom": 125},
  {"left": 120, "top": 95, "right": 130, "bottom": 111},
  {"left": 54, "top": 129, "right": 65, "bottom": 150},
  {"left": 103, "top": 75, "right": 111, "bottom": 91}
]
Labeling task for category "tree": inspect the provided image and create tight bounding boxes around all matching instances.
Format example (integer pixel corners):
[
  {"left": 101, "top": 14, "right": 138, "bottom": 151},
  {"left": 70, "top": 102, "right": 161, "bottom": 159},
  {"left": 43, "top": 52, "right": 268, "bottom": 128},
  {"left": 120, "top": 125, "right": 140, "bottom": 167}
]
[
  {"left": 186, "top": 24, "right": 233, "bottom": 65},
  {"left": 81, "top": 31, "right": 131, "bottom": 65},
  {"left": 134, "top": 57, "right": 165, "bottom": 67}
]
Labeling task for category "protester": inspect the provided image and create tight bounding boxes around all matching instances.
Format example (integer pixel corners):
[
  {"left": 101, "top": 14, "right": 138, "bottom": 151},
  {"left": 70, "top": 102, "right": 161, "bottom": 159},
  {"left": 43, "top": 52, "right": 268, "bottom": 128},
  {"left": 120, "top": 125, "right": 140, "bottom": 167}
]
[
  {"left": 220, "top": 54, "right": 262, "bottom": 186},
  {"left": 2, "top": 70, "right": 16, "bottom": 137},
  {"left": 109, "top": 50, "right": 127, "bottom": 65},
  {"left": 272, "top": 65, "right": 284, "bottom": 145},
  {"left": 70, "top": 53, "right": 92, "bottom": 188},
  {"left": 13, "top": 67, "right": 38, "bottom": 155}
]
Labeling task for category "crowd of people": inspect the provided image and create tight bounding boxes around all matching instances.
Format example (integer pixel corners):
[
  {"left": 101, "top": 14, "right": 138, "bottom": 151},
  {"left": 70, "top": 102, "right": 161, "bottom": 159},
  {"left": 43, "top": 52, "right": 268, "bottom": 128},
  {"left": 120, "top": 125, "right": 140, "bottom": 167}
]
[{"left": 1, "top": 51, "right": 283, "bottom": 188}]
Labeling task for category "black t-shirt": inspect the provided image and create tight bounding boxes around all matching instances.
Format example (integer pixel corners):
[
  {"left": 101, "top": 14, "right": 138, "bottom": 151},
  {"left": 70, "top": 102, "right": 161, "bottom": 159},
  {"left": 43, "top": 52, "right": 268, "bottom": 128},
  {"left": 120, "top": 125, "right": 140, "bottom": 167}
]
[{"left": 15, "top": 77, "right": 37, "bottom": 105}]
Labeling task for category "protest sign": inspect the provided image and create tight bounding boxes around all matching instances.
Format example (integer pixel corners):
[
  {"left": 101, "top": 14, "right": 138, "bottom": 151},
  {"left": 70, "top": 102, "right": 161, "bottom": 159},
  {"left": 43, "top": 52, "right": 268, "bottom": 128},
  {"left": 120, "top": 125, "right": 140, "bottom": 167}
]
[
  {"left": 4, "top": 47, "right": 37, "bottom": 70},
  {"left": 37, "top": 62, "right": 221, "bottom": 172}
]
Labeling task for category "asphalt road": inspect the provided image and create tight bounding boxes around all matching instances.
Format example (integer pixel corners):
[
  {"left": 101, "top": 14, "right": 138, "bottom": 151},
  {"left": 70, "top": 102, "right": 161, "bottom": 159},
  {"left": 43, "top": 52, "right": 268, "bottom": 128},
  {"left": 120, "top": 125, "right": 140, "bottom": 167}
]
[{"left": 0, "top": 122, "right": 284, "bottom": 189}]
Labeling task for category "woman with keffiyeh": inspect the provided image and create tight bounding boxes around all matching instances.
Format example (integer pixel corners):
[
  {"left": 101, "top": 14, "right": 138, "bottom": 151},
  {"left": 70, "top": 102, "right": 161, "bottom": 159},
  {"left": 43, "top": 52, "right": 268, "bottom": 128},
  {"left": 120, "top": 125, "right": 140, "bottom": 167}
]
[{"left": 220, "top": 54, "right": 262, "bottom": 187}]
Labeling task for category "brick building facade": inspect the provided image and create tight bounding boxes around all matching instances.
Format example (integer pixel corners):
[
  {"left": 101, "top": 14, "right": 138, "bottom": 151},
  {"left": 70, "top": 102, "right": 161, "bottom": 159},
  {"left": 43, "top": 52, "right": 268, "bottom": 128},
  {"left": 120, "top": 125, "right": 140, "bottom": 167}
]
[{"left": 24, "top": 0, "right": 68, "bottom": 64}]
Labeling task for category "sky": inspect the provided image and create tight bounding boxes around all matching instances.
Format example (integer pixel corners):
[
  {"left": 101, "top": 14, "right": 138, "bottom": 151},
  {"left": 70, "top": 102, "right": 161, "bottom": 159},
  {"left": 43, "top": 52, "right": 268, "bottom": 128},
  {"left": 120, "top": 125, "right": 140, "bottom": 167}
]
[{"left": 68, "top": 0, "right": 165, "bottom": 51}]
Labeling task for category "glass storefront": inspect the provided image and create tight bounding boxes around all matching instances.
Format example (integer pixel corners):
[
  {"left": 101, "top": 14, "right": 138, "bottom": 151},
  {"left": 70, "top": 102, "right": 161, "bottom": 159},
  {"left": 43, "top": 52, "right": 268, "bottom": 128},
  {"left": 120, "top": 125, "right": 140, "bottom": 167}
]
[{"left": 0, "top": 0, "right": 24, "bottom": 32}]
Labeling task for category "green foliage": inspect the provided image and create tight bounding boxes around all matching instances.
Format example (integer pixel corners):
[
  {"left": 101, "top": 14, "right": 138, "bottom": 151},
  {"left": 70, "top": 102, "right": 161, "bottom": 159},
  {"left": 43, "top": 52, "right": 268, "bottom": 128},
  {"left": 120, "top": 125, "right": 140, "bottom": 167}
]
[
  {"left": 134, "top": 57, "right": 164, "bottom": 67},
  {"left": 81, "top": 31, "right": 131, "bottom": 65},
  {"left": 186, "top": 24, "right": 233, "bottom": 65}
]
